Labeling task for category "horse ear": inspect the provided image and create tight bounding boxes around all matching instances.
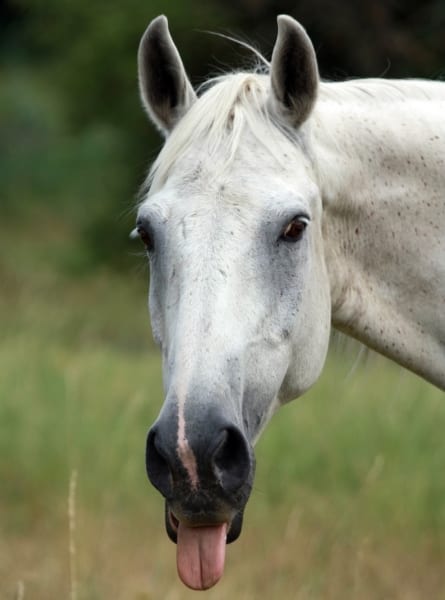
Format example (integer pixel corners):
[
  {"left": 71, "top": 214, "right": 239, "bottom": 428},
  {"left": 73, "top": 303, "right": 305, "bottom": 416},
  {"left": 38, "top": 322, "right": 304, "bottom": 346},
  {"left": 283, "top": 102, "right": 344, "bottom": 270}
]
[
  {"left": 138, "top": 15, "right": 196, "bottom": 135},
  {"left": 269, "top": 15, "right": 319, "bottom": 127}
]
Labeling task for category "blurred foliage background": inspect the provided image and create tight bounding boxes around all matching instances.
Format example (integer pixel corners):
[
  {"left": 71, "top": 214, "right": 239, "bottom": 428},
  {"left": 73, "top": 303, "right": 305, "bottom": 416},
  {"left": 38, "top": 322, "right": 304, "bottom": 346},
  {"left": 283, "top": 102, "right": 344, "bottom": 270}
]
[{"left": 1, "top": 0, "right": 445, "bottom": 270}]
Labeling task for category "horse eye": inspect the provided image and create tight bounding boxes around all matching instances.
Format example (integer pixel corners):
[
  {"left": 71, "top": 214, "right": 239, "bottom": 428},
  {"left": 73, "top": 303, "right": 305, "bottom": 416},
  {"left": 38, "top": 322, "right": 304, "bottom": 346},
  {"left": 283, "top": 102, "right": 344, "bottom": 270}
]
[
  {"left": 280, "top": 217, "right": 308, "bottom": 242},
  {"left": 137, "top": 225, "right": 154, "bottom": 251}
]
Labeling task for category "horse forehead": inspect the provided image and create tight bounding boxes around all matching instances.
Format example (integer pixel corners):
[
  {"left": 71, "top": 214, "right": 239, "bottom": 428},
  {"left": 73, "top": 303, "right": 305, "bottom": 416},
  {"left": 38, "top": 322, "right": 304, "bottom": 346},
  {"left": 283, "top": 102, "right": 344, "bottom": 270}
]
[
  {"left": 163, "top": 129, "right": 314, "bottom": 190},
  {"left": 164, "top": 163, "right": 316, "bottom": 214},
  {"left": 157, "top": 182, "right": 312, "bottom": 231}
]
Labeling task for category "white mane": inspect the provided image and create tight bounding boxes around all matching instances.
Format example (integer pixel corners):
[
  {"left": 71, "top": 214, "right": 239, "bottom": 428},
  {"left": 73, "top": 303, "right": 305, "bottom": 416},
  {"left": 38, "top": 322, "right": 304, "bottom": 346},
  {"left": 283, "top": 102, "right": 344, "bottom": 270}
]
[{"left": 145, "top": 71, "right": 445, "bottom": 196}]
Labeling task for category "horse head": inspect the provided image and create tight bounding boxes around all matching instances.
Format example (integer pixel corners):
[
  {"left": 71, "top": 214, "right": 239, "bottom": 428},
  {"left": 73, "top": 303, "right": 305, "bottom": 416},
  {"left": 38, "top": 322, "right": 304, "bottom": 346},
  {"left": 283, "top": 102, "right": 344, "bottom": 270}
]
[{"left": 136, "top": 15, "right": 331, "bottom": 589}]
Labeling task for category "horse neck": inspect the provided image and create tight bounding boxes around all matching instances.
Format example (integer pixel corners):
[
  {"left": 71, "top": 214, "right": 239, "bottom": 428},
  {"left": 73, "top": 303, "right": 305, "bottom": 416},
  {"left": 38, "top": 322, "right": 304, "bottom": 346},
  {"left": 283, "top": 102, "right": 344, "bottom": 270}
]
[{"left": 312, "top": 80, "right": 445, "bottom": 389}]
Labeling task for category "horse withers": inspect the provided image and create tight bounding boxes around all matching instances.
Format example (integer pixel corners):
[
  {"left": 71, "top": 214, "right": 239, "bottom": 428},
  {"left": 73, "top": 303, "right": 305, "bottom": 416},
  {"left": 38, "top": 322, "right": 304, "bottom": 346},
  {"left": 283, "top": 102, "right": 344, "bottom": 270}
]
[{"left": 135, "top": 15, "right": 445, "bottom": 590}]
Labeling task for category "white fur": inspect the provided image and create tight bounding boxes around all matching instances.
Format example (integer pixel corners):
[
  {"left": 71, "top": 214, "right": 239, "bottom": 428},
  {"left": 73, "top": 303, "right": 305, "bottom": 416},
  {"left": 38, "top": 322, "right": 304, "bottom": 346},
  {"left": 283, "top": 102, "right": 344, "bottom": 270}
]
[{"left": 137, "top": 19, "right": 445, "bottom": 458}]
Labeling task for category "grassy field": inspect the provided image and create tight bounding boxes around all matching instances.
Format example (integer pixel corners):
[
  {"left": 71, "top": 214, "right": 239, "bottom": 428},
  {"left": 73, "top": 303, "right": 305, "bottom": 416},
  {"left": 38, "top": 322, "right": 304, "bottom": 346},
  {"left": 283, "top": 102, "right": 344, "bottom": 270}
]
[{"left": 1, "top": 220, "right": 444, "bottom": 599}]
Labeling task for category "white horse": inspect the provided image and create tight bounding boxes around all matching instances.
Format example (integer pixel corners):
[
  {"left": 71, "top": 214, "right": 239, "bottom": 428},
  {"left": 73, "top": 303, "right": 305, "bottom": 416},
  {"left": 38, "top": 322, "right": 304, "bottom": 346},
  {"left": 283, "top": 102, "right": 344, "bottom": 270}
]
[{"left": 135, "top": 15, "right": 445, "bottom": 590}]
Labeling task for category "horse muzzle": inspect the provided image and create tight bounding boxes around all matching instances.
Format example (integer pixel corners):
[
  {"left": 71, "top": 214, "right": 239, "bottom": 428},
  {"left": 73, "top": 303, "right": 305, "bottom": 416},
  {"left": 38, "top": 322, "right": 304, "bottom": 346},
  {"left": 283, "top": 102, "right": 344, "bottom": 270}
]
[{"left": 145, "top": 412, "right": 255, "bottom": 589}]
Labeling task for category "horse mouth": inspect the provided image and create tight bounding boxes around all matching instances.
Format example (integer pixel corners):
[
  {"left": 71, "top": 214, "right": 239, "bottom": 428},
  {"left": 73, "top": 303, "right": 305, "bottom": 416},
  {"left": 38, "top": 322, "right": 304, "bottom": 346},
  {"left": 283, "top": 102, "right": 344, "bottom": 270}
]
[
  {"left": 165, "top": 503, "right": 244, "bottom": 544},
  {"left": 145, "top": 419, "right": 255, "bottom": 589},
  {"left": 164, "top": 503, "right": 245, "bottom": 590}
]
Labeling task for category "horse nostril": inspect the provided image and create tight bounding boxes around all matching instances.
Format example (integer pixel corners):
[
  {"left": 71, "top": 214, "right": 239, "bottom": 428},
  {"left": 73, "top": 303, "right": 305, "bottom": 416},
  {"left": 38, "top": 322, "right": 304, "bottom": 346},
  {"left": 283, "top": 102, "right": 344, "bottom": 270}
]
[
  {"left": 146, "top": 428, "right": 173, "bottom": 497},
  {"left": 213, "top": 426, "right": 252, "bottom": 494}
]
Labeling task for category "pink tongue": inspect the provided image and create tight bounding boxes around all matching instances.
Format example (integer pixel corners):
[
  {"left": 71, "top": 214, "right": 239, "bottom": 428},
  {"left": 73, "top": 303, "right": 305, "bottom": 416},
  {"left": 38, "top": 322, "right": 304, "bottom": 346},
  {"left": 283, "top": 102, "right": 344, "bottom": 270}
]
[{"left": 177, "top": 522, "right": 227, "bottom": 590}]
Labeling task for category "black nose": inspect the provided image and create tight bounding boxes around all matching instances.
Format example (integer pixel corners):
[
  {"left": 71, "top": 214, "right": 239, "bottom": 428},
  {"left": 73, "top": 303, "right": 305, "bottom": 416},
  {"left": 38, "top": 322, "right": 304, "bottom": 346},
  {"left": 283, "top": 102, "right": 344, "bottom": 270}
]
[{"left": 146, "top": 419, "right": 252, "bottom": 498}]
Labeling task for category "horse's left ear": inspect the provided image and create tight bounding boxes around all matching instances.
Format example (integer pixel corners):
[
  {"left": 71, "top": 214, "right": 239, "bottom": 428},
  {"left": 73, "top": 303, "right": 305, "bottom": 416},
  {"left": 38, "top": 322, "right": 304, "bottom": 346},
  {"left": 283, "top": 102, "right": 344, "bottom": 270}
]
[
  {"left": 138, "top": 15, "right": 197, "bottom": 135},
  {"left": 269, "top": 15, "right": 319, "bottom": 127}
]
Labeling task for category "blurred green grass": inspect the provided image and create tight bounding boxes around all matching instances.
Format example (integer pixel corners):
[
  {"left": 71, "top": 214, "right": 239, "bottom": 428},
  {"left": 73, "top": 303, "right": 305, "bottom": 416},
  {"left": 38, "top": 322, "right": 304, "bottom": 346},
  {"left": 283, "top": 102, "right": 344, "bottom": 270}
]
[{"left": 0, "top": 218, "right": 444, "bottom": 599}]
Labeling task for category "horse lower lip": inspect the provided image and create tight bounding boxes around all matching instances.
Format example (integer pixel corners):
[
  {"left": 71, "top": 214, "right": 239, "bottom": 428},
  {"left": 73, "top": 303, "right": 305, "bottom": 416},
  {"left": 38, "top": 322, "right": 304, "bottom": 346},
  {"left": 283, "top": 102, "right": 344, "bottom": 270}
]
[{"left": 169, "top": 509, "right": 228, "bottom": 533}]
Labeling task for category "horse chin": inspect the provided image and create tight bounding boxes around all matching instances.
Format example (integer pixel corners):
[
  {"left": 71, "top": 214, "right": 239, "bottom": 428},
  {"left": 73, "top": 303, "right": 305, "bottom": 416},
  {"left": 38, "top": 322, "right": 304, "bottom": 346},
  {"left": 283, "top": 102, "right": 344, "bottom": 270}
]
[{"left": 164, "top": 501, "right": 244, "bottom": 544}]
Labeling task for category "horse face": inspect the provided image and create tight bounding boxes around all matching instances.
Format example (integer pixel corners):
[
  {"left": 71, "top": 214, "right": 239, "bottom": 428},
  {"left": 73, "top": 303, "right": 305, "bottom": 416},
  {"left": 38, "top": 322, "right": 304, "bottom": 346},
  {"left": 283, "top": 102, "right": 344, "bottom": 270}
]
[
  {"left": 139, "top": 140, "right": 331, "bottom": 421},
  {"left": 136, "top": 14, "right": 331, "bottom": 590},
  {"left": 137, "top": 135, "right": 331, "bottom": 585}
]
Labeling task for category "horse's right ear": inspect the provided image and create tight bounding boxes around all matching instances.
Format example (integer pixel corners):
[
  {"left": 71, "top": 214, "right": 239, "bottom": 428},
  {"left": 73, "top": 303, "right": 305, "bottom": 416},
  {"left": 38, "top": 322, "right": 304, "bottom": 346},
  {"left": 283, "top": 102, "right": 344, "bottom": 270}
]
[
  {"left": 269, "top": 15, "right": 319, "bottom": 127},
  {"left": 138, "top": 16, "right": 196, "bottom": 136}
]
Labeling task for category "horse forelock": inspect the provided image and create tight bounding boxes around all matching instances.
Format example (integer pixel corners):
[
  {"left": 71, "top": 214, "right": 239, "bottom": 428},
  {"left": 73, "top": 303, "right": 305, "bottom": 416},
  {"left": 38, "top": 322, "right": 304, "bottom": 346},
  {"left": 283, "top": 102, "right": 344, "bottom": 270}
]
[{"left": 143, "top": 71, "right": 307, "bottom": 195}]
